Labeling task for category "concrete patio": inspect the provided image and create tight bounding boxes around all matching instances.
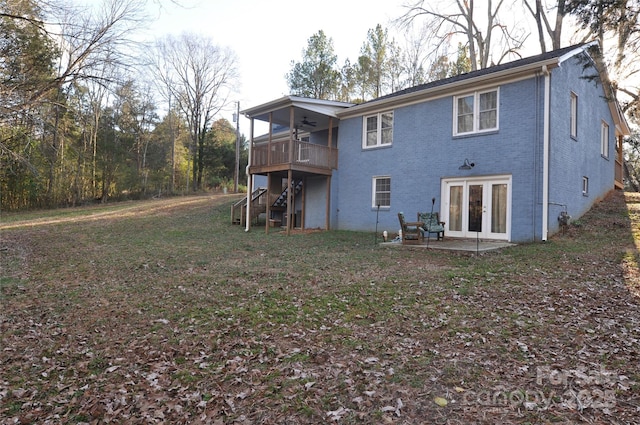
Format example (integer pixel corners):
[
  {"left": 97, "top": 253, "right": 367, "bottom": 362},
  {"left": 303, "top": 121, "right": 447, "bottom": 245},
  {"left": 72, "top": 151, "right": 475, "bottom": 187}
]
[{"left": 381, "top": 237, "right": 516, "bottom": 252}]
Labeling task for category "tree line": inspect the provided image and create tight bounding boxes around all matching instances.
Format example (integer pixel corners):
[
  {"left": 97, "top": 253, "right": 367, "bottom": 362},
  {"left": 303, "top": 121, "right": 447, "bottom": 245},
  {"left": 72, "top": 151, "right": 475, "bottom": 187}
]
[
  {"left": 286, "top": 26, "right": 473, "bottom": 103},
  {"left": 0, "top": 0, "right": 245, "bottom": 211}
]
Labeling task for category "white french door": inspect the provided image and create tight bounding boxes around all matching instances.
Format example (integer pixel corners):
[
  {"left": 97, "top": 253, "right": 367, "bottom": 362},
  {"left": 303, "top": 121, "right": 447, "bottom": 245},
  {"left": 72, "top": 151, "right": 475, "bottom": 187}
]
[{"left": 442, "top": 176, "right": 511, "bottom": 240}]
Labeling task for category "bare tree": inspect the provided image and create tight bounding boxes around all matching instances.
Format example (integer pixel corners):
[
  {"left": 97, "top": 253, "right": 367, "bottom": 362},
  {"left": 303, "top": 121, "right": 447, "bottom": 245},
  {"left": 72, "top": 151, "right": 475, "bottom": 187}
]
[
  {"left": 523, "top": 0, "right": 567, "bottom": 52},
  {"left": 399, "top": 22, "right": 432, "bottom": 87},
  {"left": 387, "top": 39, "right": 406, "bottom": 92},
  {"left": 3, "top": 0, "right": 147, "bottom": 114},
  {"left": 149, "top": 33, "right": 238, "bottom": 191},
  {"left": 399, "top": 0, "right": 528, "bottom": 70}
]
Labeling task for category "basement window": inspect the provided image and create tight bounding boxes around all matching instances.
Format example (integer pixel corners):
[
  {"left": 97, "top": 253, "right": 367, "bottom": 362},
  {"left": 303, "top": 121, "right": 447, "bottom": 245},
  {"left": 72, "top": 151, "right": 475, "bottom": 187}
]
[
  {"left": 372, "top": 176, "right": 391, "bottom": 208},
  {"left": 582, "top": 176, "right": 589, "bottom": 196}
]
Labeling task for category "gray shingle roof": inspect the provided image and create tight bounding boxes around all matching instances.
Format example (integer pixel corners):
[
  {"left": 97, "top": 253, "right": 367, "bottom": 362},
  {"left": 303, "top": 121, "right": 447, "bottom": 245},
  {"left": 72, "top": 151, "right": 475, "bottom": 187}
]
[{"left": 363, "top": 43, "right": 593, "bottom": 105}]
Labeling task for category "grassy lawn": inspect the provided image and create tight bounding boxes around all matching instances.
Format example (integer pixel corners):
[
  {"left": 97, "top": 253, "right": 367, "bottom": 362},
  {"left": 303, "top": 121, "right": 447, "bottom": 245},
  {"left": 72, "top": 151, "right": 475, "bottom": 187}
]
[{"left": 1, "top": 191, "right": 639, "bottom": 424}]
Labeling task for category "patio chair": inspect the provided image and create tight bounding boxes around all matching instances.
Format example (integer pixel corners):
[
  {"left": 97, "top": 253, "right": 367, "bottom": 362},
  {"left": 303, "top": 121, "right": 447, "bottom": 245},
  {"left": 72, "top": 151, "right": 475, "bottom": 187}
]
[
  {"left": 418, "top": 212, "right": 445, "bottom": 241},
  {"left": 398, "top": 212, "right": 424, "bottom": 245}
]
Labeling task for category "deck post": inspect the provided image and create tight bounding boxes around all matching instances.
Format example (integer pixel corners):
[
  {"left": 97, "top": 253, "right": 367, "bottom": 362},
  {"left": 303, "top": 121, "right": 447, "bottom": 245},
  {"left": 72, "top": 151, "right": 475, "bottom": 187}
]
[
  {"left": 289, "top": 106, "right": 295, "bottom": 164},
  {"left": 267, "top": 112, "right": 273, "bottom": 166},
  {"left": 326, "top": 175, "right": 331, "bottom": 230},
  {"left": 286, "top": 170, "right": 293, "bottom": 236},
  {"left": 300, "top": 177, "right": 306, "bottom": 230},
  {"left": 265, "top": 173, "right": 271, "bottom": 234},
  {"left": 326, "top": 117, "right": 333, "bottom": 231}
]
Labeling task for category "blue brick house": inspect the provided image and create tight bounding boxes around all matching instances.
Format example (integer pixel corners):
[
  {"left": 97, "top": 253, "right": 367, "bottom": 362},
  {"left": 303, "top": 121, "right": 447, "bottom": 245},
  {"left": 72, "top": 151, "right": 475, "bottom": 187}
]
[{"left": 238, "top": 43, "right": 628, "bottom": 243}]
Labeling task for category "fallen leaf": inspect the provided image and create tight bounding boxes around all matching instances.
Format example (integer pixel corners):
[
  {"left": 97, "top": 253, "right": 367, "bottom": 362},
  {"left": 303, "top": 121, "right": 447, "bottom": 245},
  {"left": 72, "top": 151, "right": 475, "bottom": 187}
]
[{"left": 434, "top": 396, "right": 448, "bottom": 407}]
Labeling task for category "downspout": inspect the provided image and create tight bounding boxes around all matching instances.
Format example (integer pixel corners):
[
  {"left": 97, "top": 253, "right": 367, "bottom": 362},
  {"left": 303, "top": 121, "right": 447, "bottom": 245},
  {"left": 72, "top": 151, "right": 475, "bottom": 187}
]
[
  {"left": 244, "top": 118, "right": 254, "bottom": 232},
  {"left": 244, "top": 164, "right": 251, "bottom": 232},
  {"left": 542, "top": 65, "right": 550, "bottom": 241}
]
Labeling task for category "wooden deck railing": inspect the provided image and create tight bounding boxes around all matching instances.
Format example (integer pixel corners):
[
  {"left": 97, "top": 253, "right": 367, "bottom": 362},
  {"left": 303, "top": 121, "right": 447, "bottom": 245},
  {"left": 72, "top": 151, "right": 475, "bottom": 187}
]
[
  {"left": 615, "top": 158, "right": 623, "bottom": 187},
  {"left": 251, "top": 140, "right": 337, "bottom": 170}
]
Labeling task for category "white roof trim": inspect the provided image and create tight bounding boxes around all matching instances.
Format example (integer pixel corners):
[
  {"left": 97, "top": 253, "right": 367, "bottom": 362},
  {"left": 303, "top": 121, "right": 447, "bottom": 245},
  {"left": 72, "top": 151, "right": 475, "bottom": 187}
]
[
  {"left": 241, "top": 95, "right": 353, "bottom": 120},
  {"left": 337, "top": 59, "right": 561, "bottom": 118},
  {"left": 558, "top": 40, "right": 599, "bottom": 65}
]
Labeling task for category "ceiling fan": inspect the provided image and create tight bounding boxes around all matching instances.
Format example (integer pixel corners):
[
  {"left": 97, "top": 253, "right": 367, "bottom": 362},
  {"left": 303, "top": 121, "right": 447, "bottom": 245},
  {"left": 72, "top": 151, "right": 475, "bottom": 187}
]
[{"left": 301, "top": 116, "right": 316, "bottom": 127}]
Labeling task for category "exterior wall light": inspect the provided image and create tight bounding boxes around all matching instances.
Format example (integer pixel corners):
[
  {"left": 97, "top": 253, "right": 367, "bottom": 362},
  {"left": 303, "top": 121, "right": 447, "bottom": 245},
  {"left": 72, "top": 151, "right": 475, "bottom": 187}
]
[{"left": 459, "top": 159, "right": 475, "bottom": 170}]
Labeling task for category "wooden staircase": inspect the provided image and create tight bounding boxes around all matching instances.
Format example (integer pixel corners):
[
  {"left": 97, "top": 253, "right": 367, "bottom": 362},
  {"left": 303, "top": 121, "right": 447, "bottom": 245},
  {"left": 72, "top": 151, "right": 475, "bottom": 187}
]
[
  {"left": 231, "top": 187, "right": 267, "bottom": 225},
  {"left": 272, "top": 180, "right": 303, "bottom": 209},
  {"left": 231, "top": 181, "right": 304, "bottom": 227}
]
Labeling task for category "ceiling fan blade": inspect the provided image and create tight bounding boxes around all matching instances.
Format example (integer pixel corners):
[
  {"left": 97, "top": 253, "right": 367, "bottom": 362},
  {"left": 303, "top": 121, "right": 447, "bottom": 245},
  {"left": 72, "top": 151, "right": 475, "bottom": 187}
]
[{"left": 302, "top": 117, "right": 317, "bottom": 127}]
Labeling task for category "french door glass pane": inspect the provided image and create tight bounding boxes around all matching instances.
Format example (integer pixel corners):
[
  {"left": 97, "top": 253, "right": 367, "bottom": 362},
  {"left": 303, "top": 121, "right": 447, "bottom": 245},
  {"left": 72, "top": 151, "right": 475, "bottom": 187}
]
[
  {"left": 491, "top": 184, "right": 507, "bottom": 233},
  {"left": 468, "top": 184, "right": 483, "bottom": 232},
  {"left": 449, "top": 186, "right": 463, "bottom": 231}
]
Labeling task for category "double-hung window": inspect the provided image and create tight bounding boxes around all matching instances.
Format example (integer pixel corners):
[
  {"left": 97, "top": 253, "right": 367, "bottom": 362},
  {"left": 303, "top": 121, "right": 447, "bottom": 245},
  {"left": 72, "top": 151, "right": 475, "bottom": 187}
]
[
  {"left": 454, "top": 88, "right": 499, "bottom": 135},
  {"left": 570, "top": 92, "right": 578, "bottom": 139},
  {"left": 601, "top": 121, "right": 609, "bottom": 158},
  {"left": 364, "top": 111, "right": 393, "bottom": 148},
  {"left": 372, "top": 176, "right": 391, "bottom": 208}
]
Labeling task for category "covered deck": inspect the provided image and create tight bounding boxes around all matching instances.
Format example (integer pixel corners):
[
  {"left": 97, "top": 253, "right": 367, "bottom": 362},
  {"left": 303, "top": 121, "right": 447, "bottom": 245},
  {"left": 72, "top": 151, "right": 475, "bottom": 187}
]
[
  {"left": 241, "top": 96, "right": 353, "bottom": 234},
  {"left": 250, "top": 138, "right": 338, "bottom": 175}
]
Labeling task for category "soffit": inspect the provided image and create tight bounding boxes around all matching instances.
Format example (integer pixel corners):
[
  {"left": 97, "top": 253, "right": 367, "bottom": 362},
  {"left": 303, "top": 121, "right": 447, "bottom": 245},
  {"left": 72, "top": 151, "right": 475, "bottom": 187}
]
[{"left": 241, "top": 96, "right": 353, "bottom": 131}]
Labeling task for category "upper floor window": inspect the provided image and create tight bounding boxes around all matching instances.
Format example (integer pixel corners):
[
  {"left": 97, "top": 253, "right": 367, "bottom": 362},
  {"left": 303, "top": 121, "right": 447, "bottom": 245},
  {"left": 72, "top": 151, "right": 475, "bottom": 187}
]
[
  {"left": 364, "top": 111, "right": 393, "bottom": 148},
  {"left": 570, "top": 92, "right": 578, "bottom": 139},
  {"left": 454, "top": 88, "right": 499, "bottom": 135},
  {"left": 601, "top": 121, "right": 609, "bottom": 158},
  {"left": 372, "top": 176, "right": 391, "bottom": 208}
]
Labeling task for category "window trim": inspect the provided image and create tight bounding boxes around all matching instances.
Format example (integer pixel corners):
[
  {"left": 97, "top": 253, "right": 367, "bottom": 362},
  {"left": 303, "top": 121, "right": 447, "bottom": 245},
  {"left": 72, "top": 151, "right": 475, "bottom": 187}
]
[
  {"left": 582, "top": 176, "right": 589, "bottom": 196},
  {"left": 570, "top": 92, "right": 578, "bottom": 139},
  {"left": 600, "top": 121, "right": 609, "bottom": 159},
  {"left": 372, "top": 176, "right": 391, "bottom": 209},
  {"left": 453, "top": 88, "right": 500, "bottom": 136},
  {"left": 363, "top": 111, "right": 394, "bottom": 149}
]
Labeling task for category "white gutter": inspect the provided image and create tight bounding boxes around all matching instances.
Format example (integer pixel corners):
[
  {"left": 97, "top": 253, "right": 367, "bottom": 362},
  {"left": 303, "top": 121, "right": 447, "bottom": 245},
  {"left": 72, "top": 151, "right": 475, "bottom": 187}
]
[
  {"left": 244, "top": 165, "right": 251, "bottom": 232},
  {"left": 542, "top": 65, "right": 551, "bottom": 241}
]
